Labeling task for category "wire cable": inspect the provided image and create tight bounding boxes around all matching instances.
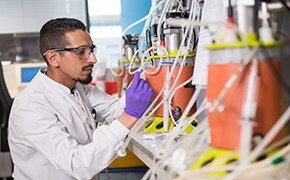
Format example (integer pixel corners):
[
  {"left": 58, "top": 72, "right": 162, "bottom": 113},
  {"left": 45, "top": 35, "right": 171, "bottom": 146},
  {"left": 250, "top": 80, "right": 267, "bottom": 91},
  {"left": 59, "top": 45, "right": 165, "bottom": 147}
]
[{"left": 278, "top": 0, "right": 290, "bottom": 12}]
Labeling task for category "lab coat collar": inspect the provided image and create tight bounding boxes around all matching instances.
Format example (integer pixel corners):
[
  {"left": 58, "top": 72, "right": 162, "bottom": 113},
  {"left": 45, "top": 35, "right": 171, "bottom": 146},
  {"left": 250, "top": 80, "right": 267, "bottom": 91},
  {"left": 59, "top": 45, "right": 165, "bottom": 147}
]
[{"left": 39, "top": 67, "right": 73, "bottom": 95}]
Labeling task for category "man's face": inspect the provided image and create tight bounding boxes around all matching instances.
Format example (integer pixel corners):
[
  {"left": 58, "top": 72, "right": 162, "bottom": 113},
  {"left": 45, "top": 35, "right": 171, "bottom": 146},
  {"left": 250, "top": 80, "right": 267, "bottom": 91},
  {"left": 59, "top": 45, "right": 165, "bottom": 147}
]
[{"left": 57, "top": 30, "right": 97, "bottom": 85}]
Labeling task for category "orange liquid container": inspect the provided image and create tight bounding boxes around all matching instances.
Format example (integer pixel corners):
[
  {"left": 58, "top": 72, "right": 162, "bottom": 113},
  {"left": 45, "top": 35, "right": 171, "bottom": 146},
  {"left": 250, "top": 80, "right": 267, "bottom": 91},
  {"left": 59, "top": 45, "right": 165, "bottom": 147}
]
[
  {"left": 145, "top": 66, "right": 195, "bottom": 117},
  {"left": 207, "top": 61, "right": 284, "bottom": 150}
]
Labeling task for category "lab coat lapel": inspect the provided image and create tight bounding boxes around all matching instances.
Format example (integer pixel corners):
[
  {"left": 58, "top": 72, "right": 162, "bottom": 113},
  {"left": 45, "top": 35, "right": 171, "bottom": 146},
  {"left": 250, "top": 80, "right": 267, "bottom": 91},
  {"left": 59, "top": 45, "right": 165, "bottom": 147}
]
[
  {"left": 38, "top": 71, "right": 95, "bottom": 142},
  {"left": 73, "top": 88, "right": 97, "bottom": 130}
]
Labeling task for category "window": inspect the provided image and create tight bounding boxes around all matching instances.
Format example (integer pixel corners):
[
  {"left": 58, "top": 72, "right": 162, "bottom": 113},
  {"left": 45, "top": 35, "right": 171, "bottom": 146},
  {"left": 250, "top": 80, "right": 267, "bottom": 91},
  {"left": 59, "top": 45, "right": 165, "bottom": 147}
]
[{"left": 88, "top": 0, "right": 122, "bottom": 69}]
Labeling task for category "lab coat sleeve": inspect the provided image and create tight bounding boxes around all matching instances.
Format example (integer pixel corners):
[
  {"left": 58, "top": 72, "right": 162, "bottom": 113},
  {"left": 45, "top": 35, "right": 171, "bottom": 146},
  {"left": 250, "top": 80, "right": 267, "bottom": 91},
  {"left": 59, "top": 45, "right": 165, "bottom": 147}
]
[
  {"left": 12, "top": 96, "right": 129, "bottom": 179},
  {"left": 84, "top": 85, "right": 125, "bottom": 121}
]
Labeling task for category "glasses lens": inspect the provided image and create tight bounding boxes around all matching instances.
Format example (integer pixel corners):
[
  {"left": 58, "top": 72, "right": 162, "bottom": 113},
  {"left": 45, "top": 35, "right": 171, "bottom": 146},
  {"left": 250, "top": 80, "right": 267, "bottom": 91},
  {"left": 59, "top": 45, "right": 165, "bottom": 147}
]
[
  {"left": 73, "top": 45, "right": 96, "bottom": 59},
  {"left": 51, "top": 45, "right": 97, "bottom": 59}
]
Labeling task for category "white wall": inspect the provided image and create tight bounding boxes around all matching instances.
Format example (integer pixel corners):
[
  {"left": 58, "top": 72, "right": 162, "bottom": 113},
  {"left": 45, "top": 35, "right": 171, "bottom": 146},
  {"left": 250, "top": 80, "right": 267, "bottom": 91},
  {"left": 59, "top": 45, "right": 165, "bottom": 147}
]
[{"left": 0, "top": 0, "right": 86, "bottom": 34}]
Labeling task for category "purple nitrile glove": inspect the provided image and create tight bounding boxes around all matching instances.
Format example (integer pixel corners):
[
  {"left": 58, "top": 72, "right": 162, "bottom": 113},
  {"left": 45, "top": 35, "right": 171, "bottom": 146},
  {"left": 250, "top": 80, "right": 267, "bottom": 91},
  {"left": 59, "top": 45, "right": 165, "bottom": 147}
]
[{"left": 124, "top": 71, "right": 153, "bottom": 118}]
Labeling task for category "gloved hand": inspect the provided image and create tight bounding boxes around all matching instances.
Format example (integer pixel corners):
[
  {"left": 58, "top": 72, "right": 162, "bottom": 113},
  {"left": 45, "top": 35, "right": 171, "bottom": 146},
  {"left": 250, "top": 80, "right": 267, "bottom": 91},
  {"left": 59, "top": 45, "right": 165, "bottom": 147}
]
[{"left": 124, "top": 71, "right": 153, "bottom": 118}]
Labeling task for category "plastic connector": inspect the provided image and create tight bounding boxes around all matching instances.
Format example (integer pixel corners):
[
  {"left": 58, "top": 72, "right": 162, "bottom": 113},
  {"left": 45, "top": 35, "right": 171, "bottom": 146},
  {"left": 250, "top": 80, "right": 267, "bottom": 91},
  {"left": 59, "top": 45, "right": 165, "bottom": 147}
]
[
  {"left": 224, "top": 27, "right": 239, "bottom": 43},
  {"left": 117, "top": 149, "right": 127, "bottom": 157},
  {"left": 258, "top": 2, "right": 274, "bottom": 43},
  {"left": 169, "top": 148, "right": 187, "bottom": 172},
  {"left": 223, "top": 0, "right": 239, "bottom": 44},
  {"left": 272, "top": 156, "right": 285, "bottom": 165},
  {"left": 259, "top": 25, "right": 274, "bottom": 43},
  {"left": 224, "top": 18, "right": 239, "bottom": 43}
]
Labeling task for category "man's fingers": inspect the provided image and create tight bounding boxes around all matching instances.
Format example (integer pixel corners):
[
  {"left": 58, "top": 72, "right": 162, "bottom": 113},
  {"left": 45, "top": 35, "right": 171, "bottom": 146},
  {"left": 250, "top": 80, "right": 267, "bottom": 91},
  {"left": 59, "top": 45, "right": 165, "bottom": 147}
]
[
  {"left": 138, "top": 79, "right": 146, "bottom": 89},
  {"left": 131, "top": 71, "right": 141, "bottom": 89}
]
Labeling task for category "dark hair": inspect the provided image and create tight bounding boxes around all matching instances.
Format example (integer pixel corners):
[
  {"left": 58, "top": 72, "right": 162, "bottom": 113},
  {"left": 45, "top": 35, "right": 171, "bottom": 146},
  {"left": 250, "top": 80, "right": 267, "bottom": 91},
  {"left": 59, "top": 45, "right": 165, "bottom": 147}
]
[{"left": 39, "top": 18, "right": 87, "bottom": 60}]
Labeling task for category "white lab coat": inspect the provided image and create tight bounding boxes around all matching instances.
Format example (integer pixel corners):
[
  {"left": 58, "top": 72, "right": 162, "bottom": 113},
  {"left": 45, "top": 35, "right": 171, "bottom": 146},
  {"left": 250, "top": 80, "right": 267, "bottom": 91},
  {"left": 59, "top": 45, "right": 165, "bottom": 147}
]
[{"left": 8, "top": 68, "right": 129, "bottom": 180}]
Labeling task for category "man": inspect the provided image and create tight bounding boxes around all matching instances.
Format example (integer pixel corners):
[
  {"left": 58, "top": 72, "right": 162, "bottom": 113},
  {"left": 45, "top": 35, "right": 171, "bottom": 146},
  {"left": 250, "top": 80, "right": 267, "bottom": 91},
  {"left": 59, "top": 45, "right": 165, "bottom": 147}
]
[{"left": 8, "top": 18, "right": 153, "bottom": 180}]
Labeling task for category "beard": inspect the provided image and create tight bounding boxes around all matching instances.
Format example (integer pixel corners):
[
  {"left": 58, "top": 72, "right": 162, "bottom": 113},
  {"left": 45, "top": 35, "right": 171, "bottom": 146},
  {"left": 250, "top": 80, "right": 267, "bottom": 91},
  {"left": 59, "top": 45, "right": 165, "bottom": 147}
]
[
  {"left": 77, "top": 64, "right": 94, "bottom": 84},
  {"left": 77, "top": 74, "right": 93, "bottom": 85}
]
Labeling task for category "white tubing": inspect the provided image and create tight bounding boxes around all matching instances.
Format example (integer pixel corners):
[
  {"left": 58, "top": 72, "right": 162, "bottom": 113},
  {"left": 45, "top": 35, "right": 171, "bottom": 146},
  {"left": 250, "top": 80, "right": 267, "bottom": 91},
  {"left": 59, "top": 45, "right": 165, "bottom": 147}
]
[
  {"left": 149, "top": 114, "right": 209, "bottom": 180},
  {"left": 117, "top": 85, "right": 165, "bottom": 156},
  {"left": 113, "top": 0, "right": 167, "bottom": 78},
  {"left": 166, "top": 0, "right": 196, "bottom": 97},
  {"left": 165, "top": 18, "right": 226, "bottom": 28},
  {"left": 208, "top": 47, "right": 258, "bottom": 113},
  {"left": 239, "top": 59, "right": 259, "bottom": 165},
  {"left": 143, "top": 45, "right": 169, "bottom": 75},
  {"left": 163, "top": 65, "right": 171, "bottom": 132},
  {"left": 121, "top": 0, "right": 167, "bottom": 36},
  {"left": 156, "top": 0, "right": 172, "bottom": 43},
  {"left": 168, "top": 76, "right": 194, "bottom": 125},
  {"left": 128, "top": 48, "right": 144, "bottom": 74},
  {"left": 162, "top": 47, "right": 260, "bottom": 178},
  {"left": 156, "top": 89, "right": 204, "bottom": 157},
  {"left": 174, "top": 114, "right": 290, "bottom": 179},
  {"left": 138, "top": 0, "right": 169, "bottom": 57},
  {"left": 179, "top": 98, "right": 207, "bottom": 131},
  {"left": 167, "top": 85, "right": 201, "bottom": 132},
  {"left": 128, "top": 45, "right": 169, "bottom": 76},
  {"left": 122, "top": 15, "right": 149, "bottom": 37},
  {"left": 250, "top": 105, "right": 290, "bottom": 162}
]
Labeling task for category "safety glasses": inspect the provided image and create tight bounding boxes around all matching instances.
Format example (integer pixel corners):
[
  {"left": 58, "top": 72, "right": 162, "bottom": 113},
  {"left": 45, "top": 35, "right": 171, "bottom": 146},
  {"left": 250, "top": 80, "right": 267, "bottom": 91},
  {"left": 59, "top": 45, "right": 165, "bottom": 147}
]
[{"left": 43, "top": 44, "right": 97, "bottom": 60}]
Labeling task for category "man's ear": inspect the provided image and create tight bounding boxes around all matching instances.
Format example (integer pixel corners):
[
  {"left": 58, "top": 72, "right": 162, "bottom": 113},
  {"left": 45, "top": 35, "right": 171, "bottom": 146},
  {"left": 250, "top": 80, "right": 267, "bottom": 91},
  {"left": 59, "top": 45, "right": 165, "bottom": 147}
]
[{"left": 45, "top": 50, "right": 60, "bottom": 68}]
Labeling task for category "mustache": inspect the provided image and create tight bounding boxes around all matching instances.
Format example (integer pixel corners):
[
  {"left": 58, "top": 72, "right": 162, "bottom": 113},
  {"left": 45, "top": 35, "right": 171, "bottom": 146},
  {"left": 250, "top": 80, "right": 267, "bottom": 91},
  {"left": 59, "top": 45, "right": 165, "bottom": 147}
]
[{"left": 82, "top": 64, "right": 94, "bottom": 71}]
